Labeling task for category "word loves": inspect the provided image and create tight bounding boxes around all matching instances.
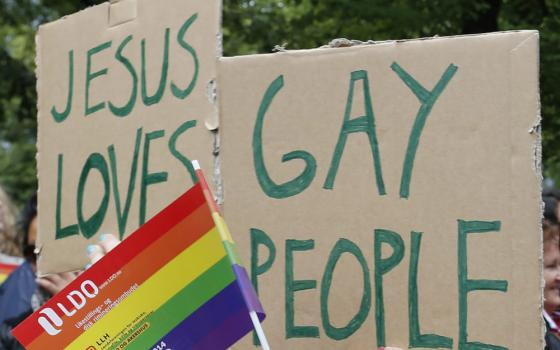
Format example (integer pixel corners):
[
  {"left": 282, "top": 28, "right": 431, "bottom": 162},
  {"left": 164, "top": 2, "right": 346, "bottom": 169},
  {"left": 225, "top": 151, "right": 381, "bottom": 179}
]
[
  {"left": 55, "top": 121, "right": 199, "bottom": 241},
  {"left": 38, "top": 280, "right": 99, "bottom": 336}
]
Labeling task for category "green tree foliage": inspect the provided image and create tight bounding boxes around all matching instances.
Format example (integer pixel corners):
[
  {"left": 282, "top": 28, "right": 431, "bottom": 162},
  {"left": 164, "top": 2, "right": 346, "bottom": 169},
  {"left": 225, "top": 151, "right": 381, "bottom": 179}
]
[
  {"left": 0, "top": 0, "right": 558, "bottom": 206},
  {"left": 222, "top": 0, "right": 504, "bottom": 54},
  {"left": 0, "top": 0, "right": 46, "bottom": 205},
  {"left": 0, "top": 0, "right": 101, "bottom": 206}
]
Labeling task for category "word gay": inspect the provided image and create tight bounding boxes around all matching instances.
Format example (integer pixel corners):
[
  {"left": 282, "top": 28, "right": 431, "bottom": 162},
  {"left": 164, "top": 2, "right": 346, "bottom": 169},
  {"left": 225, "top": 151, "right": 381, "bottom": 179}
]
[{"left": 253, "top": 63, "right": 457, "bottom": 200}]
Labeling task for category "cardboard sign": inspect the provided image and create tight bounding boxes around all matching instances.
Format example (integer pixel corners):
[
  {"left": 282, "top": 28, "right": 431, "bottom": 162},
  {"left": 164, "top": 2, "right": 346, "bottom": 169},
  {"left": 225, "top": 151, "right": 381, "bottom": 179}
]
[
  {"left": 219, "top": 32, "right": 541, "bottom": 349},
  {"left": 36, "top": 0, "right": 221, "bottom": 274},
  {"left": 14, "top": 182, "right": 265, "bottom": 350}
]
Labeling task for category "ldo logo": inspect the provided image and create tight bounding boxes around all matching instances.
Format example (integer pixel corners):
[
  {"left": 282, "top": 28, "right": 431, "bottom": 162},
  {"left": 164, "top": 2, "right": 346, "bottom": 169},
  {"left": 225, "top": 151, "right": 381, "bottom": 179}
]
[
  {"left": 86, "top": 346, "right": 96, "bottom": 350},
  {"left": 38, "top": 280, "right": 99, "bottom": 336}
]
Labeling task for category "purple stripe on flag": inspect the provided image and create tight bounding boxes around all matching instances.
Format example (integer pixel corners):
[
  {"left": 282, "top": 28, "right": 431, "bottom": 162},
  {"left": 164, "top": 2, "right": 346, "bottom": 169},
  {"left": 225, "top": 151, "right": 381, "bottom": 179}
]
[
  {"left": 232, "top": 264, "right": 266, "bottom": 321},
  {"left": 153, "top": 280, "right": 252, "bottom": 350},
  {"left": 191, "top": 307, "right": 253, "bottom": 349}
]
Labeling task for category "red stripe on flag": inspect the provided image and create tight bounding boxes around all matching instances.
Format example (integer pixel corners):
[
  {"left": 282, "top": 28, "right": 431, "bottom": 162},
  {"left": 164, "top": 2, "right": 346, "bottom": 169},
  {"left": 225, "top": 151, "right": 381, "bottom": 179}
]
[
  {"left": 0, "top": 264, "right": 18, "bottom": 275},
  {"left": 0, "top": 262, "right": 19, "bottom": 270}
]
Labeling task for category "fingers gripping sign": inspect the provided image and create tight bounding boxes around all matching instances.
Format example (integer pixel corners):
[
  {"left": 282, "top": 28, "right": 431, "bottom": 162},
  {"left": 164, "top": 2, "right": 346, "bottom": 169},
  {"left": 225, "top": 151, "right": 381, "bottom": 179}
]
[{"left": 85, "top": 233, "right": 121, "bottom": 267}]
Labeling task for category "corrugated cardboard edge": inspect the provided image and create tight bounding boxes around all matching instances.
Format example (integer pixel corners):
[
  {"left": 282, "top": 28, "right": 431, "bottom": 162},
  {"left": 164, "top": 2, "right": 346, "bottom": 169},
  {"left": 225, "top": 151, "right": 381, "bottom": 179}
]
[
  {"left": 522, "top": 34, "right": 545, "bottom": 326},
  {"left": 211, "top": 2, "right": 223, "bottom": 207},
  {"left": 221, "top": 30, "right": 539, "bottom": 60},
  {"left": 506, "top": 30, "right": 543, "bottom": 348},
  {"left": 204, "top": 0, "right": 222, "bottom": 132},
  {"left": 526, "top": 33, "right": 545, "bottom": 349},
  {"left": 34, "top": 30, "right": 43, "bottom": 264}
]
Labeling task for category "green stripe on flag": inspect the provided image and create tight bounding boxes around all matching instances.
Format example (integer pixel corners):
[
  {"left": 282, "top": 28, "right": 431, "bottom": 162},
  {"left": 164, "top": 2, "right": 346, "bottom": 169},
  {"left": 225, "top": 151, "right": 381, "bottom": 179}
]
[
  {"left": 223, "top": 241, "right": 243, "bottom": 265},
  {"left": 108, "top": 256, "right": 235, "bottom": 350}
]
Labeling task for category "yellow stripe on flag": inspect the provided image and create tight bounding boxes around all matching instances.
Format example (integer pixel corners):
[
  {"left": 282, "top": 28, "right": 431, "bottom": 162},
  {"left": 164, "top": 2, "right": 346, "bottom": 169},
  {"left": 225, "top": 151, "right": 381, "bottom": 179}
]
[
  {"left": 212, "top": 213, "right": 234, "bottom": 244},
  {"left": 66, "top": 227, "right": 225, "bottom": 350}
]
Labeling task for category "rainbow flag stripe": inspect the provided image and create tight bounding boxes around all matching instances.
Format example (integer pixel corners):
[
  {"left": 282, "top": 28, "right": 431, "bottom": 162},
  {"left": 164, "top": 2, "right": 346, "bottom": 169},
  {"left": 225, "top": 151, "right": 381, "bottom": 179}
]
[
  {"left": 0, "top": 262, "right": 19, "bottom": 283},
  {"left": 0, "top": 254, "right": 23, "bottom": 283},
  {"left": 13, "top": 183, "right": 265, "bottom": 350}
]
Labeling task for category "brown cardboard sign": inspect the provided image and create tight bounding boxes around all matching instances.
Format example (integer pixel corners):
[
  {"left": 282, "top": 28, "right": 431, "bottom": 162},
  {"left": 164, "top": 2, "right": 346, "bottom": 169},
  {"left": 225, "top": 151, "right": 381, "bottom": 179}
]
[
  {"left": 220, "top": 32, "right": 541, "bottom": 349},
  {"left": 36, "top": 0, "right": 221, "bottom": 274}
]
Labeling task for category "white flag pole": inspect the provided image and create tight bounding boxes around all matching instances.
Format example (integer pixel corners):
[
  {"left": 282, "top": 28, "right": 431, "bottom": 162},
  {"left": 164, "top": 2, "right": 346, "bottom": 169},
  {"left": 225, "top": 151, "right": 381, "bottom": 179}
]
[
  {"left": 192, "top": 160, "right": 270, "bottom": 349},
  {"left": 250, "top": 311, "right": 271, "bottom": 350}
]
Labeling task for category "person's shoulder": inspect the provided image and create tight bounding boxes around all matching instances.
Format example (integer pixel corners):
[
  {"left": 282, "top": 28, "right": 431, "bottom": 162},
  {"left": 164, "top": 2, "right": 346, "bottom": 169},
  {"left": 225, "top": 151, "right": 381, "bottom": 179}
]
[
  {"left": 0, "top": 262, "right": 34, "bottom": 289},
  {"left": 546, "top": 330, "right": 560, "bottom": 350},
  {"left": 0, "top": 317, "right": 27, "bottom": 350},
  {"left": 0, "top": 261, "right": 36, "bottom": 303}
]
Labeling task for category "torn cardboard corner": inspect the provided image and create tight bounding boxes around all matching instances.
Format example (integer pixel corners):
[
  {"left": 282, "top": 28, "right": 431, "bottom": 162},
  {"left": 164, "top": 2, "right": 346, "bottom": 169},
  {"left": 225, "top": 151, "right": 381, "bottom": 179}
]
[
  {"left": 205, "top": 79, "right": 219, "bottom": 130},
  {"left": 322, "top": 38, "right": 376, "bottom": 48},
  {"left": 108, "top": 0, "right": 137, "bottom": 27}
]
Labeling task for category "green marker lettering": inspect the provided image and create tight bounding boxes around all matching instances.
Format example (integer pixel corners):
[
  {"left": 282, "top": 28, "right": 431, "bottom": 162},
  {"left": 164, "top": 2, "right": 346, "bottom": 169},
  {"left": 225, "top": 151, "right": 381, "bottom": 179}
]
[
  {"left": 409, "top": 231, "right": 453, "bottom": 348},
  {"left": 168, "top": 120, "right": 198, "bottom": 184},
  {"left": 458, "top": 220, "right": 508, "bottom": 350},
  {"left": 374, "top": 229, "right": 405, "bottom": 347},
  {"left": 324, "top": 70, "right": 385, "bottom": 195},
  {"left": 141, "top": 28, "right": 170, "bottom": 106},
  {"left": 109, "top": 35, "right": 137, "bottom": 117},
  {"left": 55, "top": 154, "right": 79, "bottom": 239},
  {"left": 51, "top": 50, "right": 74, "bottom": 122},
  {"left": 253, "top": 75, "right": 317, "bottom": 199},
  {"left": 171, "top": 14, "right": 199, "bottom": 100},
  {"left": 391, "top": 62, "right": 458, "bottom": 199},
  {"left": 286, "top": 239, "right": 319, "bottom": 338},
  {"left": 321, "top": 238, "right": 371, "bottom": 340},
  {"left": 85, "top": 41, "right": 112, "bottom": 116},
  {"left": 250, "top": 228, "right": 276, "bottom": 345},
  {"left": 76, "top": 153, "right": 110, "bottom": 239},
  {"left": 139, "top": 130, "right": 168, "bottom": 225},
  {"left": 108, "top": 128, "right": 142, "bottom": 239}
]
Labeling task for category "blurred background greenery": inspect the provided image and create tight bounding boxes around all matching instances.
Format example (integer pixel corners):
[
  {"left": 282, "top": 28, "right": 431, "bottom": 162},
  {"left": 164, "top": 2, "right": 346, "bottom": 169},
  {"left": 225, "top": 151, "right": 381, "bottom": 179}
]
[{"left": 0, "top": 0, "right": 558, "bottom": 206}]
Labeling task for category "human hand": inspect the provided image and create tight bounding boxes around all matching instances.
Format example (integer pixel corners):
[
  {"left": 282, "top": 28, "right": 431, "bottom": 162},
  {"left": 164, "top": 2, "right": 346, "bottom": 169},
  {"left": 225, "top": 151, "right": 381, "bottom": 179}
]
[
  {"left": 37, "top": 271, "right": 78, "bottom": 295},
  {"left": 86, "top": 234, "right": 120, "bottom": 267}
]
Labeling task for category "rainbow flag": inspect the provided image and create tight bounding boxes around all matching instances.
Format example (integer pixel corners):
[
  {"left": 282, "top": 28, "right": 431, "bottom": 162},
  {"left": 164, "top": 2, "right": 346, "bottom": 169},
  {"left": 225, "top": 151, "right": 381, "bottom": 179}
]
[
  {"left": 0, "top": 264, "right": 15, "bottom": 284},
  {"left": 13, "top": 179, "right": 265, "bottom": 349},
  {"left": 0, "top": 253, "right": 23, "bottom": 283}
]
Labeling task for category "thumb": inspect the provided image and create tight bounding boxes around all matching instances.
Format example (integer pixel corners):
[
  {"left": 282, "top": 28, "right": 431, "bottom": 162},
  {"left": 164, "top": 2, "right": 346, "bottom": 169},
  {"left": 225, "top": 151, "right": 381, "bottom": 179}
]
[{"left": 99, "top": 233, "right": 120, "bottom": 253}]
